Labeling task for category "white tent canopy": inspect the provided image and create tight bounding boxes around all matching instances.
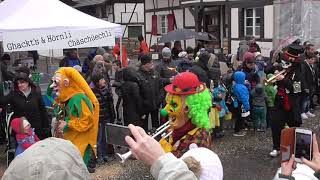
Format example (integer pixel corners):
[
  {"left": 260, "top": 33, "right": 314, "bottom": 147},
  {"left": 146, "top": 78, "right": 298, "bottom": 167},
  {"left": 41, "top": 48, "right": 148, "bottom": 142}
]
[{"left": 0, "top": 0, "right": 122, "bottom": 52}]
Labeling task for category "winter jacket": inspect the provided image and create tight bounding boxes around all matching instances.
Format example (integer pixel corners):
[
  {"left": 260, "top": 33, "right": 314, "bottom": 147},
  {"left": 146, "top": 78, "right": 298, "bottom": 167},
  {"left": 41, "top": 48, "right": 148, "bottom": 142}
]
[
  {"left": 138, "top": 67, "right": 161, "bottom": 112},
  {"left": 11, "top": 118, "right": 40, "bottom": 156},
  {"left": 0, "top": 61, "right": 15, "bottom": 81},
  {"left": 232, "top": 71, "right": 250, "bottom": 111},
  {"left": 151, "top": 153, "right": 197, "bottom": 180},
  {"left": 301, "top": 60, "right": 316, "bottom": 94},
  {"left": 121, "top": 67, "right": 142, "bottom": 125},
  {"left": 250, "top": 84, "right": 267, "bottom": 107},
  {"left": 155, "top": 59, "right": 178, "bottom": 86},
  {"left": 0, "top": 76, "right": 50, "bottom": 139},
  {"left": 265, "top": 84, "right": 277, "bottom": 107},
  {"left": 237, "top": 41, "right": 249, "bottom": 61},
  {"left": 189, "top": 53, "right": 212, "bottom": 88},
  {"left": 213, "top": 87, "right": 229, "bottom": 118},
  {"left": 177, "top": 58, "right": 193, "bottom": 72},
  {"left": 62, "top": 57, "right": 81, "bottom": 67},
  {"left": 92, "top": 86, "right": 115, "bottom": 124},
  {"left": 273, "top": 163, "right": 320, "bottom": 180}
]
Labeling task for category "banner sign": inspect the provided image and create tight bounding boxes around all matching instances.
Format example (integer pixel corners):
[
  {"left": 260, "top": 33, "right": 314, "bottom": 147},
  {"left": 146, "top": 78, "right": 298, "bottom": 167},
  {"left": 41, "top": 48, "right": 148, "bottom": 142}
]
[{"left": 2, "top": 28, "right": 115, "bottom": 52}]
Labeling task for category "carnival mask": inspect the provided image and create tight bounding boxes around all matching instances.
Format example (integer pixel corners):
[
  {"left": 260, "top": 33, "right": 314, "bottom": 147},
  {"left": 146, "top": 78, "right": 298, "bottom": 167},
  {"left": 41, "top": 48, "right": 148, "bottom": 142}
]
[
  {"left": 164, "top": 94, "right": 189, "bottom": 130},
  {"left": 50, "top": 73, "right": 69, "bottom": 96}
]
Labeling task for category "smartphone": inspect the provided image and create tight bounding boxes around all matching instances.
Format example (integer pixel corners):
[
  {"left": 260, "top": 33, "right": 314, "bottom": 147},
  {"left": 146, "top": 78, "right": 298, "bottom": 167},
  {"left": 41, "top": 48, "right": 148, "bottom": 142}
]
[
  {"left": 106, "top": 123, "right": 132, "bottom": 148},
  {"left": 294, "top": 128, "right": 312, "bottom": 163}
]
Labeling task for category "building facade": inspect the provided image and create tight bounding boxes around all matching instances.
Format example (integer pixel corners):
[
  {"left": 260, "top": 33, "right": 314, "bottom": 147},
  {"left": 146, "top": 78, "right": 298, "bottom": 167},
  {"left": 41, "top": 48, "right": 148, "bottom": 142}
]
[
  {"left": 145, "top": 0, "right": 274, "bottom": 56},
  {"left": 72, "top": 0, "right": 144, "bottom": 39}
]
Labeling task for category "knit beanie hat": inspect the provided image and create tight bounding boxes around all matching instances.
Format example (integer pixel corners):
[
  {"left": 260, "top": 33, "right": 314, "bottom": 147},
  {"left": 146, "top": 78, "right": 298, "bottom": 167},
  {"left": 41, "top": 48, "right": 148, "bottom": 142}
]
[
  {"left": 162, "top": 47, "right": 171, "bottom": 58},
  {"left": 140, "top": 54, "right": 152, "bottom": 65},
  {"left": 91, "top": 73, "right": 104, "bottom": 86},
  {"left": 2, "top": 138, "right": 90, "bottom": 180},
  {"left": 181, "top": 147, "right": 223, "bottom": 180},
  {"left": 243, "top": 52, "right": 255, "bottom": 63},
  {"left": 96, "top": 47, "right": 106, "bottom": 55}
]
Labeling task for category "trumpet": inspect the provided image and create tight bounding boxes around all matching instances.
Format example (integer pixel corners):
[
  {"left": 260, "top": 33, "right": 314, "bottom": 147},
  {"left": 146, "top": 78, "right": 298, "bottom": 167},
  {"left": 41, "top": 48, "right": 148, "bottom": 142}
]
[
  {"left": 264, "top": 69, "right": 288, "bottom": 85},
  {"left": 116, "top": 121, "right": 172, "bottom": 163}
]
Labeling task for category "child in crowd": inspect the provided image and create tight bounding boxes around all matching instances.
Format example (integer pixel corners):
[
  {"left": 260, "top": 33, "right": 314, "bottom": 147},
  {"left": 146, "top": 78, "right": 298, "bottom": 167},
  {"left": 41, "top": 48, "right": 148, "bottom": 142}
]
[
  {"left": 254, "top": 52, "right": 266, "bottom": 79},
  {"left": 212, "top": 85, "right": 230, "bottom": 138},
  {"left": 250, "top": 83, "right": 267, "bottom": 132},
  {"left": 91, "top": 74, "right": 115, "bottom": 164},
  {"left": 265, "top": 74, "right": 278, "bottom": 128},
  {"left": 232, "top": 71, "right": 250, "bottom": 137},
  {"left": 11, "top": 117, "right": 40, "bottom": 157}
]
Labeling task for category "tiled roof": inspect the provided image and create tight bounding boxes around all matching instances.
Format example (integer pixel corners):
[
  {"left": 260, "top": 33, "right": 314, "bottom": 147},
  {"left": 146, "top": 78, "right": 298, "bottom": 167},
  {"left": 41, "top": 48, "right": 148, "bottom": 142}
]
[{"left": 72, "top": 0, "right": 106, "bottom": 8}]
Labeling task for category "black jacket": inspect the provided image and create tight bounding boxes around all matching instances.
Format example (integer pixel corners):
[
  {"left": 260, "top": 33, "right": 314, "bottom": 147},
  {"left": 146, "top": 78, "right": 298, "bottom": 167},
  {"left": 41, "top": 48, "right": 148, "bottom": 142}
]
[
  {"left": 301, "top": 60, "right": 316, "bottom": 93},
  {"left": 0, "top": 62, "right": 15, "bottom": 81},
  {"left": 92, "top": 86, "right": 115, "bottom": 124},
  {"left": 189, "top": 54, "right": 212, "bottom": 88},
  {"left": 138, "top": 67, "right": 161, "bottom": 112},
  {"left": 0, "top": 87, "right": 50, "bottom": 139},
  {"left": 121, "top": 67, "right": 142, "bottom": 125},
  {"left": 155, "top": 59, "right": 178, "bottom": 87}
]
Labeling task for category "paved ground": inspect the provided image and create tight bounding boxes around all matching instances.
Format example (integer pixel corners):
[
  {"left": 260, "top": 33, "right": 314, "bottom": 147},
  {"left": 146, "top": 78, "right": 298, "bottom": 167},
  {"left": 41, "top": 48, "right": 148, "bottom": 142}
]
[{"left": 89, "top": 112, "right": 320, "bottom": 180}]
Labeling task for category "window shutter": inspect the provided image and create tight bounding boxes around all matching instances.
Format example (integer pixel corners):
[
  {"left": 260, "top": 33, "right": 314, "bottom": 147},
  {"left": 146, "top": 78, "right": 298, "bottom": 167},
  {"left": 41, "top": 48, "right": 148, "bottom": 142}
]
[
  {"left": 238, "top": 8, "right": 244, "bottom": 38},
  {"left": 167, "top": 14, "right": 175, "bottom": 32},
  {"left": 151, "top": 15, "right": 158, "bottom": 35}
]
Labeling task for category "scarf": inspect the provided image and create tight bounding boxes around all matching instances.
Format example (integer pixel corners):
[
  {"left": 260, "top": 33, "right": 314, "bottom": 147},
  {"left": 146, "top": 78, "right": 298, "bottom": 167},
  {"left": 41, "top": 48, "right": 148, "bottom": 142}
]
[{"left": 172, "top": 120, "right": 196, "bottom": 143}]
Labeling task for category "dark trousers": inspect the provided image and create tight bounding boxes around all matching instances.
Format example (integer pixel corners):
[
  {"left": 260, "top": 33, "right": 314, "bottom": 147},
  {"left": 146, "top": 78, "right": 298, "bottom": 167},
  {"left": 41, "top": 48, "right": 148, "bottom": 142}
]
[
  {"left": 270, "top": 107, "right": 285, "bottom": 150},
  {"left": 141, "top": 109, "right": 159, "bottom": 131},
  {"left": 115, "top": 97, "right": 122, "bottom": 122},
  {"left": 234, "top": 106, "right": 245, "bottom": 133}
]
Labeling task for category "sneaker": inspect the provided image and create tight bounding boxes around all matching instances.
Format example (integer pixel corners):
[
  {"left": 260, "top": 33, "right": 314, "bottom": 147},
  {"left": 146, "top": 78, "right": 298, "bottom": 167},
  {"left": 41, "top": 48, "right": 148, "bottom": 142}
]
[
  {"left": 306, "top": 111, "right": 316, "bottom": 118},
  {"left": 269, "top": 150, "right": 280, "bottom": 157},
  {"left": 87, "top": 167, "right": 95, "bottom": 173},
  {"left": 233, "top": 131, "right": 246, "bottom": 137},
  {"left": 97, "top": 157, "right": 105, "bottom": 165},
  {"left": 103, "top": 155, "right": 115, "bottom": 162},
  {"left": 301, "top": 113, "right": 308, "bottom": 119},
  {"left": 257, "top": 128, "right": 265, "bottom": 132}
]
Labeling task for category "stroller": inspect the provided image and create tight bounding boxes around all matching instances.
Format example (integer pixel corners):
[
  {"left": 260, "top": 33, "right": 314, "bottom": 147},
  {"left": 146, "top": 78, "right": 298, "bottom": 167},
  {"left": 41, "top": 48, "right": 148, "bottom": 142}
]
[{"left": 4, "top": 104, "right": 15, "bottom": 167}]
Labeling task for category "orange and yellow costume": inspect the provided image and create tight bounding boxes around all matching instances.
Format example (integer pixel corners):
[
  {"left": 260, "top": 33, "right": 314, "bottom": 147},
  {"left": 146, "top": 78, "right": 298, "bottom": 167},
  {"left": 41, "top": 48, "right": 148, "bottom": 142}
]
[{"left": 50, "top": 67, "right": 99, "bottom": 164}]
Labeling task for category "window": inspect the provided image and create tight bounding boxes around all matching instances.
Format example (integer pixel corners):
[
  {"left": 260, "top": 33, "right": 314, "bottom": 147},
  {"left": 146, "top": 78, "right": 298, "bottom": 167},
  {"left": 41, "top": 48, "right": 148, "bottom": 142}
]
[
  {"left": 244, "top": 8, "right": 262, "bottom": 37},
  {"left": 128, "top": 26, "right": 142, "bottom": 38},
  {"left": 159, "top": 15, "right": 168, "bottom": 35}
]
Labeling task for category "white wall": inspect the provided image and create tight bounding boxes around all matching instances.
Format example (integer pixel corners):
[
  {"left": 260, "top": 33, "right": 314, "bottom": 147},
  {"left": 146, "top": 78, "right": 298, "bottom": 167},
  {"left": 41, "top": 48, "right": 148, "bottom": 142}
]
[
  {"left": 264, "top": 5, "right": 273, "bottom": 39},
  {"left": 185, "top": 8, "right": 195, "bottom": 27},
  {"left": 231, "top": 40, "right": 272, "bottom": 57},
  {"left": 231, "top": 8, "right": 239, "bottom": 38},
  {"left": 114, "top": 3, "right": 144, "bottom": 23}
]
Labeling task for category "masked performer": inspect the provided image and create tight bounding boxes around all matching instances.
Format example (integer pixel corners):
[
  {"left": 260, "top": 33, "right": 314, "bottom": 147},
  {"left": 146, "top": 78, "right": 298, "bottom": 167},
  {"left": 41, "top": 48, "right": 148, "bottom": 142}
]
[
  {"left": 159, "top": 72, "right": 212, "bottom": 158},
  {"left": 50, "top": 67, "right": 99, "bottom": 166},
  {"left": 270, "top": 41, "right": 304, "bottom": 157}
]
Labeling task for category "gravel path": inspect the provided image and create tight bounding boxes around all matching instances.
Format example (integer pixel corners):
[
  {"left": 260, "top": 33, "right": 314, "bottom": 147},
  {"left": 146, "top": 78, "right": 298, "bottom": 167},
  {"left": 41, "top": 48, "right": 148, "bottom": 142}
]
[{"left": 90, "top": 110, "right": 320, "bottom": 180}]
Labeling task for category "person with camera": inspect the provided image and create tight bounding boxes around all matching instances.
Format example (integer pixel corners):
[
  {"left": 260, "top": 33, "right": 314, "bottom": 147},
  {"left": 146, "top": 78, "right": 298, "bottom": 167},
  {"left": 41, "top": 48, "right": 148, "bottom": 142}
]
[{"left": 275, "top": 134, "right": 320, "bottom": 180}]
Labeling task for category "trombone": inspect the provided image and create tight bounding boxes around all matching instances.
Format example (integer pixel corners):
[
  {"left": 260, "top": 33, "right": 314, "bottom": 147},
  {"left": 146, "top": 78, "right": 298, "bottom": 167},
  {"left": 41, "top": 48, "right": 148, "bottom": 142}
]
[{"left": 116, "top": 121, "right": 172, "bottom": 163}]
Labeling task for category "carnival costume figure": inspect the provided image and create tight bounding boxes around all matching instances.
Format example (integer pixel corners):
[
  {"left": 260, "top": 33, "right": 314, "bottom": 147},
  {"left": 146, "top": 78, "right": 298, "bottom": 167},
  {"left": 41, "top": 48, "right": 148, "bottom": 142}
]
[
  {"left": 50, "top": 67, "right": 99, "bottom": 165},
  {"left": 159, "top": 72, "right": 212, "bottom": 158}
]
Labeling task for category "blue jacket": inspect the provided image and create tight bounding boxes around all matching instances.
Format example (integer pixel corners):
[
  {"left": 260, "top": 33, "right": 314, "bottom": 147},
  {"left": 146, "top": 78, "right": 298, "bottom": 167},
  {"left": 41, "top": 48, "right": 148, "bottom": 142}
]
[
  {"left": 213, "top": 87, "right": 229, "bottom": 117},
  {"left": 232, "top": 71, "right": 250, "bottom": 111}
]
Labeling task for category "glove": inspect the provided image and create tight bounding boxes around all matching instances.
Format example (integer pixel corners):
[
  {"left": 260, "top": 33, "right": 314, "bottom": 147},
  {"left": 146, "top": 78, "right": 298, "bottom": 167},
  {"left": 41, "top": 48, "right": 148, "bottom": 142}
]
[{"left": 241, "top": 110, "right": 250, "bottom": 118}]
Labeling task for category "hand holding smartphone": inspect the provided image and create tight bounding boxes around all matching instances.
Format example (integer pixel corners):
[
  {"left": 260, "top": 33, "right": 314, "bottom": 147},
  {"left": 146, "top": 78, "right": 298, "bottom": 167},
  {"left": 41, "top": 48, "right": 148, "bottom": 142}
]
[{"left": 294, "top": 128, "right": 312, "bottom": 163}]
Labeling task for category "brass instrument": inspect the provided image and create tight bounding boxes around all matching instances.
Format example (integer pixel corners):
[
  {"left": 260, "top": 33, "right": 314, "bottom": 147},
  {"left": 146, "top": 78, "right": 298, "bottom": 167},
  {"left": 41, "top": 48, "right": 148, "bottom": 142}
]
[
  {"left": 116, "top": 121, "right": 172, "bottom": 163},
  {"left": 264, "top": 63, "right": 292, "bottom": 85},
  {"left": 264, "top": 69, "right": 288, "bottom": 85}
]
